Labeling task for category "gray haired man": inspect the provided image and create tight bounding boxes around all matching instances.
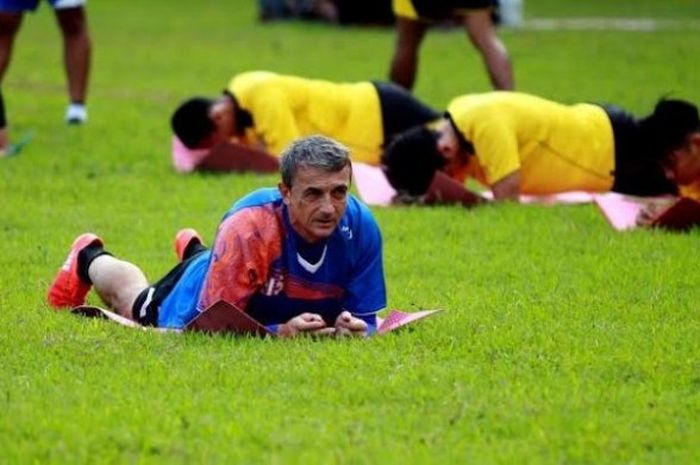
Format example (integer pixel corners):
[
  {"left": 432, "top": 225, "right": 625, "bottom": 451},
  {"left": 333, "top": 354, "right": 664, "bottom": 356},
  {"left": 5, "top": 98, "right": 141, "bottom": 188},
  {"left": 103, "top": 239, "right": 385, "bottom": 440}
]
[{"left": 48, "top": 135, "right": 387, "bottom": 337}]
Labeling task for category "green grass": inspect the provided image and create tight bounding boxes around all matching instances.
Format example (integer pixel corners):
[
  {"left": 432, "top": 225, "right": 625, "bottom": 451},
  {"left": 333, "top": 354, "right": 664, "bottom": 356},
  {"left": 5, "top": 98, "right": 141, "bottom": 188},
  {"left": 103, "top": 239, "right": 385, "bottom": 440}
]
[{"left": 1, "top": 0, "right": 700, "bottom": 463}]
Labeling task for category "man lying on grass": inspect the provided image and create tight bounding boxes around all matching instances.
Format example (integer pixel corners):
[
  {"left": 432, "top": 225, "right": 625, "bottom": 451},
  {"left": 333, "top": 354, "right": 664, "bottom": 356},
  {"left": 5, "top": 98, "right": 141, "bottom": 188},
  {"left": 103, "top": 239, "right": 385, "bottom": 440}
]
[
  {"left": 169, "top": 70, "right": 438, "bottom": 172},
  {"left": 381, "top": 93, "right": 700, "bottom": 209},
  {"left": 48, "top": 136, "right": 386, "bottom": 337}
]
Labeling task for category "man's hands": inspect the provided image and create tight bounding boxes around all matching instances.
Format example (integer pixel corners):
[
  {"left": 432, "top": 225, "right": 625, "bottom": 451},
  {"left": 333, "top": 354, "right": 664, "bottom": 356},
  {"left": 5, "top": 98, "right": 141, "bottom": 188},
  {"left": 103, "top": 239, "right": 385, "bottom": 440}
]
[
  {"left": 333, "top": 311, "right": 368, "bottom": 338},
  {"left": 277, "top": 311, "right": 367, "bottom": 338}
]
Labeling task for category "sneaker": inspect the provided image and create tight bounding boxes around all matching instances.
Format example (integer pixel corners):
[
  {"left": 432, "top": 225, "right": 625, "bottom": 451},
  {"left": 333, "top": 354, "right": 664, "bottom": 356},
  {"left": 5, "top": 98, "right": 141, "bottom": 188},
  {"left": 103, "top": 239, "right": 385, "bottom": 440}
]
[
  {"left": 65, "top": 103, "right": 88, "bottom": 125},
  {"left": 174, "top": 228, "right": 203, "bottom": 262},
  {"left": 47, "top": 233, "right": 103, "bottom": 309}
]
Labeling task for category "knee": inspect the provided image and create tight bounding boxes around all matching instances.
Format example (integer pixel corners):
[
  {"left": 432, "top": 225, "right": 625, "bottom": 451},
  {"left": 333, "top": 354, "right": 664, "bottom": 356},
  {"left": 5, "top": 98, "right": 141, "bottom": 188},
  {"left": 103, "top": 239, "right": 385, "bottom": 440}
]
[{"left": 57, "top": 11, "right": 89, "bottom": 39}]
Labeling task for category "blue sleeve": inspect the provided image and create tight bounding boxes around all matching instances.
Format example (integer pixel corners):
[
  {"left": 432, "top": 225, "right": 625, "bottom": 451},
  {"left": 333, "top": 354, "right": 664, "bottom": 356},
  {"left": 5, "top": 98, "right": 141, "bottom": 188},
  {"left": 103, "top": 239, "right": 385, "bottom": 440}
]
[
  {"left": 342, "top": 200, "right": 387, "bottom": 318},
  {"left": 222, "top": 188, "right": 281, "bottom": 222}
]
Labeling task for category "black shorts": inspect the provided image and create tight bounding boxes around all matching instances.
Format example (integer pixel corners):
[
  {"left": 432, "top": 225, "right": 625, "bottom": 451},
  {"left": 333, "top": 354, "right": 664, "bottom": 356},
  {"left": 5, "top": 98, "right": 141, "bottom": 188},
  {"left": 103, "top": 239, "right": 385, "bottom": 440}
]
[
  {"left": 410, "top": 0, "right": 497, "bottom": 21},
  {"left": 602, "top": 104, "right": 678, "bottom": 197},
  {"left": 372, "top": 81, "right": 440, "bottom": 148},
  {"left": 131, "top": 249, "right": 207, "bottom": 326}
]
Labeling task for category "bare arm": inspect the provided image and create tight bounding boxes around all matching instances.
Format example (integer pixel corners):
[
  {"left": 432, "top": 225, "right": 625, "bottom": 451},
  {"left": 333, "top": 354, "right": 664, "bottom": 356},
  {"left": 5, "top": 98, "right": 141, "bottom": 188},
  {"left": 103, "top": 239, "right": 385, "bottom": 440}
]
[
  {"left": 424, "top": 171, "right": 486, "bottom": 208},
  {"left": 490, "top": 170, "right": 521, "bottom": 201},
  {"left": 197, "top": 142, "right": 279, "bottom": 173}
]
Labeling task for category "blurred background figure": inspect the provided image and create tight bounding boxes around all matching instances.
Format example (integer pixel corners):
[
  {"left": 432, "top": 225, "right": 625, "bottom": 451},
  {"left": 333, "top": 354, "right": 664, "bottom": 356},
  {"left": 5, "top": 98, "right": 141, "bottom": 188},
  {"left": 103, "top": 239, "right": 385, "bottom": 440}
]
[
  {"left": 259, "top": 0, "right": 394, "bottom": 25},
  {"left": 259, "top": 0, "right": 339, "bottom": 22},
  {"left": 388, "top": 0, "right": 514, "bottom": 91},
  {"left": 0, "top": 0, "right": 91, "bottom": 154}
]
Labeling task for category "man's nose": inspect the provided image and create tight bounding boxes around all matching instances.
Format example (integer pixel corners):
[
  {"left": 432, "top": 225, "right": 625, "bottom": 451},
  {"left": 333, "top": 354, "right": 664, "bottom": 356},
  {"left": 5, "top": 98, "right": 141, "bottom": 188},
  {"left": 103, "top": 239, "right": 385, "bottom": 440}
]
[{"left": 318, "top": 193, "right": 335, "bottom": 213}]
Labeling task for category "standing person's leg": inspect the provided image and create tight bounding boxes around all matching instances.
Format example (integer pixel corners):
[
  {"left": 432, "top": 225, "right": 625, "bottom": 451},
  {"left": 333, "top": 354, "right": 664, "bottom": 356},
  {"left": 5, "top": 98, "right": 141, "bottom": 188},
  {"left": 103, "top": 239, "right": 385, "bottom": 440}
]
[
  {"left": 388, "top": 17, "right": 429, "bottom": 90},
  {"left": 0, "top": 89, "right": 9, "bottom": 155},
  {"left": 53, "top": 4, "right": 90, "bottom": 123},
  {"left": 0, "top": 11, "right": 24, "bottom": 154},
  {"left": 463, "top": 8, "right": 513, "bottom": 90}
]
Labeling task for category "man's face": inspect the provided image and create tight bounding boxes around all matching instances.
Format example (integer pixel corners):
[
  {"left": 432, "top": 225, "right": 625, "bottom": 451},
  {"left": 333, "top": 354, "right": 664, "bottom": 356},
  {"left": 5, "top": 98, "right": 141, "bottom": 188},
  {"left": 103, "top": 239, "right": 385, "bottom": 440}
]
[
  {"left": 280, "top": 165, "right": 351, "bottom": 243},
  {"left": 665, "top": 132, "right": 700, "bottom": 186},
  {"left": 202, "top": 98, "right": 236, "bottom": 148},
  {"left": 436, "top": 120, "right": 469, "bottom": 174}
]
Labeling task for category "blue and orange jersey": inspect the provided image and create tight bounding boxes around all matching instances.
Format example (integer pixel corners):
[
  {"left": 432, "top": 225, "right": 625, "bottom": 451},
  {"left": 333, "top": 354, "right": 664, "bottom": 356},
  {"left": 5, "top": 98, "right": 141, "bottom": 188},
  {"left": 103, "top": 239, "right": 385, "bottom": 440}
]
[{"left": 158, "top": 188, "right": 386, "bottom": 333}]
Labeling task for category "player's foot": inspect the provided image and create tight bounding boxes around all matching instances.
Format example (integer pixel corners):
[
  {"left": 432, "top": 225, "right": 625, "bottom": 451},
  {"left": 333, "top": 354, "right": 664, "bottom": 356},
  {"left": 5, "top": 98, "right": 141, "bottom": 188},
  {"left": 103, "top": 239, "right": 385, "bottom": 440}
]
[
  {"left": 65, "top": 103, "right": 88, "bottom": 125},
  {"left": 0, "top": 132, "right": 34, "bottom": 158},
  {"left": 47, "top": 233, "right": 103, "bottom": 309},
  {"left": 174, "top": 228, "right": 203, "bottom": 262}
]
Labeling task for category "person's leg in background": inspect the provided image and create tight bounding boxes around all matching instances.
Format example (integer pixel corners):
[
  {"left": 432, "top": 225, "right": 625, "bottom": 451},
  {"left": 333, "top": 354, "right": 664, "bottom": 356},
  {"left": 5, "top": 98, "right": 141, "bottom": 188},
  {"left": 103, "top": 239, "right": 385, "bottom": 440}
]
[
  {"left": 0, "top": 10, "right": 24, "bottom": 154},
  {"left": 54, "top": 4, "right": 91, "bottom": 124},
  {"left": 389, "top": 17, "right": 429, "bottom": 90},
  {"left": 463, "top": 8, "right": 513, "bottom": 90}
]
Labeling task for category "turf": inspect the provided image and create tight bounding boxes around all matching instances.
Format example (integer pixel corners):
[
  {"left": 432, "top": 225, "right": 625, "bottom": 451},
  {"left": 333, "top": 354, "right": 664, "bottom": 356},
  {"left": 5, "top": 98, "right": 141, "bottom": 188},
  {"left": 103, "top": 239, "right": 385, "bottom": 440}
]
[{"left": 1, "top": 0, "right": 699, "bottom": 463}]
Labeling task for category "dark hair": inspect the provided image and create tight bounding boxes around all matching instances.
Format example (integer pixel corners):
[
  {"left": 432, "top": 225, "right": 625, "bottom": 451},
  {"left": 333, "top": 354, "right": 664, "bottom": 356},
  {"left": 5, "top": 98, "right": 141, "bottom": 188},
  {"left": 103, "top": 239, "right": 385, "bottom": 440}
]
[
  {"left": 381, "top": 126, "right": 445, "bottom": 196},
  {"left": 280, "top": 135, "right": 351, "bottom": 187},
  {"left": 640, "top": 98, "right": 700, "bottom": 159},
  {"left": 170, "top": 97, "right": 215, "bottom": 149}
]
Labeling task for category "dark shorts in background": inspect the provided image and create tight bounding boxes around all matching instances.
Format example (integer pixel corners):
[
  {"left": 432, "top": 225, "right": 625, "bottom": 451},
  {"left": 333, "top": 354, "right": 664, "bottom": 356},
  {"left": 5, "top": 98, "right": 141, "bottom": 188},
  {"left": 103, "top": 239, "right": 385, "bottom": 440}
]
[
  {"left": 0, "top": 0, "right": 86, "bottom": 13},
  {"left": 603, "top": 104, "right": 678, "bottom": 197},
  {"left": 372, "top": 81, "right": 440, "bottom": 147},
  {"left": 393, "top": 0, "right": 497, "bottom": 21}
]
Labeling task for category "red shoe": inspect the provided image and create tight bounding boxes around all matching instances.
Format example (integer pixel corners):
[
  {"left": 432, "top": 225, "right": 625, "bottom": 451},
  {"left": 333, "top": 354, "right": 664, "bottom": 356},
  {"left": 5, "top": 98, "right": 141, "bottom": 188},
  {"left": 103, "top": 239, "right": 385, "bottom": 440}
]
[
  {"left": 174, "top": 228, "right": 203, "bottom": 262},
  {"left": 47, "top": 233, "right": 103, "bottom": 310}
]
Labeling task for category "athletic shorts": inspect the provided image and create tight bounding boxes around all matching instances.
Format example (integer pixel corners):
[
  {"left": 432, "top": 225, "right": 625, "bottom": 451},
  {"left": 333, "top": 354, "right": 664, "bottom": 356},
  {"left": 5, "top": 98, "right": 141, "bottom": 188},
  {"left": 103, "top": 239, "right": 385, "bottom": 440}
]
[
  {"left": 393, "top": 0, "right": 497, "bottom": 21},
  {"left": 372, "top": 81, "right": 440, "bottom": 147},
  {"left": 0, "top": 0, "right": 85, "bottom": 13},
  {"left": 131, "top": 248, "right": 206, "bottom": 327},
  {"left": 603, "top": 104, "right": 678, "bottom": 197}
]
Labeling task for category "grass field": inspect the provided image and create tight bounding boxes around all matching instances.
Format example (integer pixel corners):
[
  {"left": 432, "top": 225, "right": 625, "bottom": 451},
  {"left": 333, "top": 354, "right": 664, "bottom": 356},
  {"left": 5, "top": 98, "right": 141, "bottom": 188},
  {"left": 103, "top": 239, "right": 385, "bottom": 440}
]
[{"left": 1, "top": 0, "right": 699, "bottom": 463}]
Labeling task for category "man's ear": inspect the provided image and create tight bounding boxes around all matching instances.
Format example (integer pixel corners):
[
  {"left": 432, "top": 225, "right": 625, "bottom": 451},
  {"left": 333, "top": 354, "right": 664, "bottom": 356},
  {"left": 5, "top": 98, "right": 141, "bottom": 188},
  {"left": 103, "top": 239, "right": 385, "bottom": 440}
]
[
  {"left": 689, "top": 131, "right": 700, "bottom": 150},
  {"left": 279, "top": 182, "right": 291, "bottom": 205}
]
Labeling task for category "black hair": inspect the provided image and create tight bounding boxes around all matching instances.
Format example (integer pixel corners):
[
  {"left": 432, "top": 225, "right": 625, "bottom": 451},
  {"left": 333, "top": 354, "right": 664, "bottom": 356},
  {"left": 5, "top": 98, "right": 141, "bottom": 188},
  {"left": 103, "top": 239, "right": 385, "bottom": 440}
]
[
  {"left": 170, "top": 97, "right": 214, "bottom": 149},
  {"left": 381, "top": 125, "right": 446, "bottom": 196},
  {"left": 640, "top": 98, "right": 700, "bottom": 160}
]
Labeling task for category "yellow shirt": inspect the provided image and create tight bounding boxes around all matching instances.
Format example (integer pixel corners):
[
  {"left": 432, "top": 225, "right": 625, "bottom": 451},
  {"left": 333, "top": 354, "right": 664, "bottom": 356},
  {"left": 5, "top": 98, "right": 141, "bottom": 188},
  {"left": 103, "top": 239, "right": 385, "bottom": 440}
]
[
  {"left": 447, "top": 92, "right": 616, "bottom": 195},
  {"left": 228, "top": 71, "right": 383, "bottom": 163}
]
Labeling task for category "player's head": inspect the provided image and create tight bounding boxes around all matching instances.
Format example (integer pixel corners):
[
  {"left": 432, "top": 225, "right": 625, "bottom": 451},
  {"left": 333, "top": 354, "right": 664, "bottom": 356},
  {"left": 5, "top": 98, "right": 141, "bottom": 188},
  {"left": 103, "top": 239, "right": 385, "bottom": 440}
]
[
  {"left": 279, "top": 135, "right": 352, "bottom": 243},
  {"left": 644, "top": 99, "right": 700, "bottom": 185},
  {"left": 381, "top": 125, "right": 446, "bottom": 196},
  {"left": 171, "top": 95, "right": 236, "bottom": 149}
]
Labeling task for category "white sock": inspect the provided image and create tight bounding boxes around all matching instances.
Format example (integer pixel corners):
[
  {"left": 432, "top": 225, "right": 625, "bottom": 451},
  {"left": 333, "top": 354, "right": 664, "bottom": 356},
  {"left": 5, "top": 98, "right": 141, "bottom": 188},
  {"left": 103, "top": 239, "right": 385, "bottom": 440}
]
[{"left": 65, "top": 103, "right": 88, "bottom": 124}]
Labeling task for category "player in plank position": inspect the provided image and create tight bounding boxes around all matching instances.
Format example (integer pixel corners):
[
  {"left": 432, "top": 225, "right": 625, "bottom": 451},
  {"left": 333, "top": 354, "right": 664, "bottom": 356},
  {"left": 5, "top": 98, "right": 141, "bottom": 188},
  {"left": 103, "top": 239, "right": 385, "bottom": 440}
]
[
  {"left": 170, "top": 70, "right": 439, "bottom": 172},
  {"left": 381, "top": 93, "right": 698, "bottom": 208}
]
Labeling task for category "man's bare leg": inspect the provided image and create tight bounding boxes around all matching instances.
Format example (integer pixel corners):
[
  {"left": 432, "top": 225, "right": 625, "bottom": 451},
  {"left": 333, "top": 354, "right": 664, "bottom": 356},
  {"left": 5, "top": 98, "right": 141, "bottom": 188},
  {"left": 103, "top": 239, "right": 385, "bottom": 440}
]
[
  {"left": 87, "top": 255, "right": 149, "bottom": 319},
  {"left": 464, "top": 10, "right": 513, "bottom": 90},
  {"left": 389, "top": 17, "right": 429, "bottom": 90},
  {"left": 55, "top": 7, "right": 91, "bottom": 123},
  {"left": 0, "top": 12, "right": 23, "bottom": 153}
]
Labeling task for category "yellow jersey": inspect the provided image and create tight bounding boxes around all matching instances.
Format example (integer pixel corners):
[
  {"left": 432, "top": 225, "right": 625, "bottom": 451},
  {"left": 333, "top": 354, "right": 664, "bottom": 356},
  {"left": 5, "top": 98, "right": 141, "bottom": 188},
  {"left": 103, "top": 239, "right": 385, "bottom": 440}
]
[
  {"left": 447, "top": 92, "right": 616, "bottom": 195},
  {"left": 228, "top": 71, "right": 383, "bottom": 163}
]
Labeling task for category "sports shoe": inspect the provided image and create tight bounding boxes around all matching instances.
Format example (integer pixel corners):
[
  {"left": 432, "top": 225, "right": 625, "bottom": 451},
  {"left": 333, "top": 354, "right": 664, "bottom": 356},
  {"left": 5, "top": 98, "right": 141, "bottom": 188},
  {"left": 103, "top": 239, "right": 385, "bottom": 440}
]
[
  {"left": 65, "top": 103, "right": 88, "bottom": 125},
  {"left": 174, "top": 228, "right": 203, "bottom": 262},
  {"left": 47, "top": 233, "right": 103, "bottom": 309}
]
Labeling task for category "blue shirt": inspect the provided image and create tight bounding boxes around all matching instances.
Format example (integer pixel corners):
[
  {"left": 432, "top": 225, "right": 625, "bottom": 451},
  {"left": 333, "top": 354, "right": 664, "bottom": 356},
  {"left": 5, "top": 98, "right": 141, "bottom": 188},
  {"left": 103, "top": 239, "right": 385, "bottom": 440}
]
[{"left": 158, "top": 188, "right": 386, "bottom": 333}]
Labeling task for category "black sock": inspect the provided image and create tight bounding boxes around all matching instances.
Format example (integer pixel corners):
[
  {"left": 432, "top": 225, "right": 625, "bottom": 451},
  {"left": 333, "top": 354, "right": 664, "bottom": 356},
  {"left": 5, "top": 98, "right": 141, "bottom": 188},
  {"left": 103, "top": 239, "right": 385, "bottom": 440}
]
[
  {"left": 77, "top": 245, "right": 112, "bottom": 284},
  {"left": 183, "top": 242, "right": 207, "bottom": 261}
]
